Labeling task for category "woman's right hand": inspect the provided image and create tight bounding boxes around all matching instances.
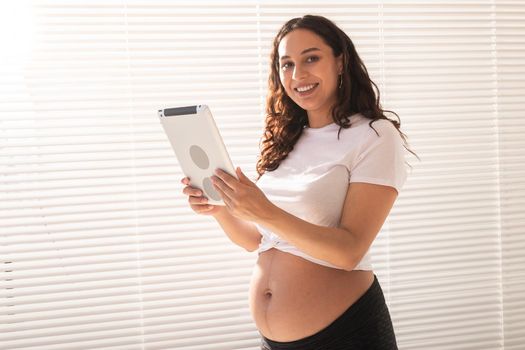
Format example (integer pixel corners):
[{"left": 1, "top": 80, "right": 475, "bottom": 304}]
[{"left": 180, "top": 177, "right": 224, "bottom": 216}]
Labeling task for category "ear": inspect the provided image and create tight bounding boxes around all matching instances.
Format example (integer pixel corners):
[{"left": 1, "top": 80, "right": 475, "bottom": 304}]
[{"left": 336, "top": 54, "right": 344, "bottom": 74}]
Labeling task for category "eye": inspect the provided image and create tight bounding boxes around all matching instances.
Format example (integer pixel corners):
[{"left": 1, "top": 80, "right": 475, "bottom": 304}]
[
  {"left": 307, "top": 55, "right": 319, "bottom": 63},
  {"left": 281, "top": 61, "right": 293, "bottom": 70},
  {"left": 281, "top": 56, "right": 319, "bottom": 71}
]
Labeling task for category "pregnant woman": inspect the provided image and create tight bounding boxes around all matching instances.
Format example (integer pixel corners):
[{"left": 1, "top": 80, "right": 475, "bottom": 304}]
[{"left": 181, "top": 14, "right": 415, "bottom": 350}]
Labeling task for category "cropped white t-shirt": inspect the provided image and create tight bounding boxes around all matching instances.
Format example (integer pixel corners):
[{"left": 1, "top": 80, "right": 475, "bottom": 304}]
[{"left": 254, "top": 113, "right": 408, "bottom": 270}]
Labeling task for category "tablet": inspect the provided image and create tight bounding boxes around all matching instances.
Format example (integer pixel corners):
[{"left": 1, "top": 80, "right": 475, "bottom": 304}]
[{"left": 158, "top": 104, "right": 238, "bottom": 206}]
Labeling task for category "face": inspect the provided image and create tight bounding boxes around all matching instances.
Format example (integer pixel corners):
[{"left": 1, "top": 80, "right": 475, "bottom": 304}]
[{"left": 278, "top": 29, "right": 343, "bottom": 121}]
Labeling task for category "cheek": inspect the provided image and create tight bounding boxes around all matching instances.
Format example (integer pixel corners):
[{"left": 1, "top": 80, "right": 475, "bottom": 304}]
[
  {"left": 279, "top": 71, "right": 286, "bottom": 82},
  {"left": 279, "top": 72, "right": 292, "bottom": 91},
  {"left": 322, "top": 73, "right": 338, "bottom": 91}
]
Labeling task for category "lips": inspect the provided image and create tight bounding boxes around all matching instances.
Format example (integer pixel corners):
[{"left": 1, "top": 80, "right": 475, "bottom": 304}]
[
  {"left": 294, "top": 83, "right": 318, "bottom": 91},
  {"left": 294, "top": 83, "right": 319, "bottom": 96}
]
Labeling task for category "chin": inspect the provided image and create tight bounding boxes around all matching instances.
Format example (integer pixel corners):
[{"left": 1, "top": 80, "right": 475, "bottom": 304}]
[{"left": 296, "top": 101, "right": 319, "bottom": 111}]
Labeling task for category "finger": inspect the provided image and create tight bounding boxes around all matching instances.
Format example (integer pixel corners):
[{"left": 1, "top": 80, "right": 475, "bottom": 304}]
[
  {"left": 183, "top": 186, "right": 203, "bottom": 197},
  {"left": 199, "top": 205, "right": 214, "bottom": 212},
  {"left": 211, "top": 176, "right": 234, "bottom": 199},
  {"left": 235, "top": 167, "right": 252, "bottom": 185},
  {"left": 189, "top": 196, "right": 208, "bottom": 205},
  {"left": 213, "top": 169, "right": 237, "bottom": 191},
  {"left": 219, "top": 195, "right": 231, "bottom": 210}
]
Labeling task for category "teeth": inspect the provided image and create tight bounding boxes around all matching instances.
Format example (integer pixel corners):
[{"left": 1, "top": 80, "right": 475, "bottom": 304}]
[{"left": 296, "top": 83, "right": 317, "bottom": 92}]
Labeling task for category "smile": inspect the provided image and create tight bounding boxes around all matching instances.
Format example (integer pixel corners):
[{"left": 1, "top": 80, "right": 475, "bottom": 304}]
[
  {"left": 294, "top": 83, "right": 318, "bottom": 92},
  {"left": 294, "top": 83, "right": 319, "bottom": 97}
]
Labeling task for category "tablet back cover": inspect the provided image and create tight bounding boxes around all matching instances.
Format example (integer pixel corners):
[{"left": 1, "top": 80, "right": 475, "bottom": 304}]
[{"left": 158, "top": 105, "right": 237, "bottom": 205}]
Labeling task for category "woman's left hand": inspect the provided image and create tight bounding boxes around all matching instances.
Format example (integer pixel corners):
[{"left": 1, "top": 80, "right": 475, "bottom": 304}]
[{"left": 211, "top": 167, "right": 274, "bottom": 223}]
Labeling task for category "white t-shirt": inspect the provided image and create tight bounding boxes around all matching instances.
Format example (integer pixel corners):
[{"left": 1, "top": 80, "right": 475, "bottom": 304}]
[{"left": 254, "top": 112, "right": 408, "bottom": 270}]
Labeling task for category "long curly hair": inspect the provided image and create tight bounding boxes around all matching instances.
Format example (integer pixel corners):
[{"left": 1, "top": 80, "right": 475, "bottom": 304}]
[{"left": 255, "top": 14, "right": 418, "bottom": 180}]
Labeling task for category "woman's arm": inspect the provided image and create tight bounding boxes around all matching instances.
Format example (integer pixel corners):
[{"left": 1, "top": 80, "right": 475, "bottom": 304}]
[
  {"left": 259, "top": 182, "right": 398, "bottom": 270},
  {"left": 210, "top": 167, "right": 398, "bottom": 270},
  {"left": 212, "top": 206, "right": 262, "bottom": 252}
]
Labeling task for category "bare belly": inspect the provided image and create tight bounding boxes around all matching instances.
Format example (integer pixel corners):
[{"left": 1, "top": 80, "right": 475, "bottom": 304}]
[{"left": 248, "top": 248, "right": 374, "bottom": 342}]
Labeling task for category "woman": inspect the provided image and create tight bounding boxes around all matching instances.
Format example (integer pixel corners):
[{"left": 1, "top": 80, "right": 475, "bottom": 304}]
[{"left": 181, "top": 15, "right": 415, "bottom": 350}]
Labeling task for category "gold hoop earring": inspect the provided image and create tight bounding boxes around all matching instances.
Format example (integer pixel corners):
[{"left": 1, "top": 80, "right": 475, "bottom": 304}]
[{"left": 338, "top": 74, "right": 343, "bottom": 89}]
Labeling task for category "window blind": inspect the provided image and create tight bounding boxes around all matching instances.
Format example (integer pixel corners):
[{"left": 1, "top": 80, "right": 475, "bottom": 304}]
[
  {"left": 1, "top": 1, "right": 262, "bottom": 349},
  {"left": 1, "top": 1, "right": 524, "bottom": 349},
  {"left": 496, "top": 2, "right": 525, "bottom": 349}
]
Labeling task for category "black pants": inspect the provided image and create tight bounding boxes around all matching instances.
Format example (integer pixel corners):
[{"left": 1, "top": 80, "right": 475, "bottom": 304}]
[{"left": 260, "top": 274, "right": 398, "bottom": 350}]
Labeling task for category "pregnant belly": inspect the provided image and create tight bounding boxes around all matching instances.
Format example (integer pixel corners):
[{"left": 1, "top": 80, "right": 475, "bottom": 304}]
[{"left": 249, "top": 248, "right": 374, "bottom": 342}]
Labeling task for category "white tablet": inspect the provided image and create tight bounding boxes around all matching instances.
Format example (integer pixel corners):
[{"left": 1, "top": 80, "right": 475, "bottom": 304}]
[{"left": 158, "top": 104, "right": 238, "bottom": 206}]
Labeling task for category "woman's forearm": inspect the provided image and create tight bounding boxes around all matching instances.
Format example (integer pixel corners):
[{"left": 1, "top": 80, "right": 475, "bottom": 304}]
[
  {"left": 256, "top": 204, "right": 356, "bottom": 270},
  {"left": 212, "top": 206, "right": 262, "bottom": 252}
]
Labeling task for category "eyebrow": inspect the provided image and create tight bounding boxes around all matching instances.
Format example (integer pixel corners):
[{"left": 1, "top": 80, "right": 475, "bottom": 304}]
[{"left": 280, "top": 47, "right": 321, "bottom": 61}]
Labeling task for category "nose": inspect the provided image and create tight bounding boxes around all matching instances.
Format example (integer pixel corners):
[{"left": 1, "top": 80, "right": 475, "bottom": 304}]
[{"left": 292, "top": 63, "right": 308, "bottom": 81}]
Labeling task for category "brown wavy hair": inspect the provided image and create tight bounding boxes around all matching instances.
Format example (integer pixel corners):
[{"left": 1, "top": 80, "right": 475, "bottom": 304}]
[{"left": 256, "top": 14, "right": 418, "bottom": 180}]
